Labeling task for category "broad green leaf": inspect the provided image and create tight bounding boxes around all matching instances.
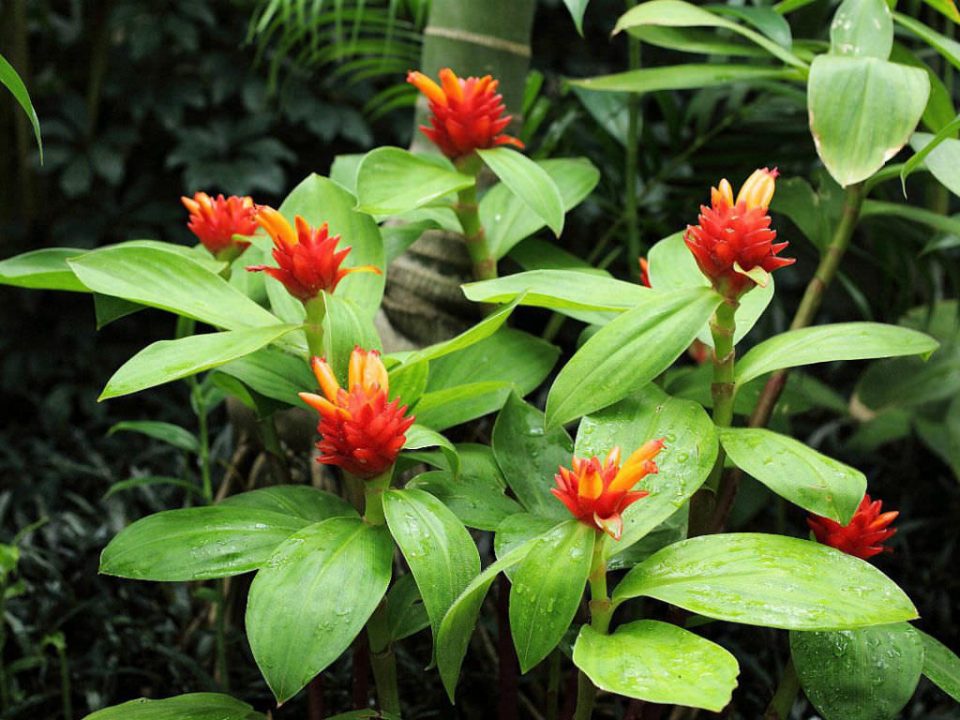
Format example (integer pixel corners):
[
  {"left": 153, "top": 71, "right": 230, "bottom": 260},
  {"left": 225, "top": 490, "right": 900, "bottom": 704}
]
[
  {"left": 82, "top": 693, "right": 265, "bottom": 720},
  {"left": 510, "top": 520, "right": 594, "bottom": 672},
  {"left": 563, "top": 0, "right": 591, "bottom": 34},
  {"left": 414, "top": 382, "right": 513, "bottom": 431},
  {"left": 388, "top": 358, "right": 429, "bottom": 405},
  {"left": 462, "top": 270, "right": 650, "bottom": 325},
  {"left": 710, "top": 4, "right": 792, "bottom": 48},
  {"left": 614, "top": 533, "right": 918, "bottom": 630},
  {"left": 894, "top": 12, "right": 960, "bottom": 71},
  {"left": 719, "top": 428, "right": 866, "bottom": 523},
  {"left": 220, "top": 485, "right": 357, "bottom": 522},
  {"left": 276, "top": 174, "right": 385, "bottom": 317},
  {"left": 648, "top": 232, "right": 774, "bottom": 346},
  {"left": 356, "top": 147, "right": 474, "bottom": 215},
  {"left": 807, "top": 55, "right": 929, "bottom": 186},
  {"left": 0, "top": 248, "right": 87, "bottom": 292},
  {"left": 108, "top": 421, "right": 199, "bottom": 453},
  {"left": 384, "top": 489, "right": 480, "bottom": 643},
  {"left": 247, "top": 517, "right": 393, "bottom": 702},
  {"left": 219, "top": 347, "right": 315, "bottom": 407},
  {"left": 509, "top": 237, "right": 609, "bottom": 275},
  {"left": 573, "top": 621, "right": 739, "bottom": 711},
  {"left": 790, "top": 624, "right": 923, "bottom": 720},
  {"left": 829, "top": 0, "right": 893, "bottom": 59},
  {"left": 629, "top": 26, "right": 768, "bottom": 57},
  {"left": 480, "top": 158, "right": 599, "bottom": 258},
  {"left": 917, "top": 629, "right": 960, "bottom": 702},
  {"left": 437, "top": 541, "right": 536, "bottom": 700},
  {"left": 94, "top": 294, "right": 143, "bottom": 328},
  {"left": 860, "top": 199, "right": 960, "bottom": 238},
  {"left": 69, "top": 247, "right": 280, "bottom": 330},
  {"left": 403, "top": 424, "right": 459, "bottom": 475},
  {"left": 403, "top": 297, "right": 521, "bottom": 365},
  {"left": 614, "top": 0, "right": 806, "bottom": 68},
  {"left": 0, "top": 53, "right": 41, "bottom": 161},
  {"left": 569, "top": 64, "right": 798, "bottom": 95},
  {"left": 494, "top": 513, "right": 563, "bottom": 567},
  {"left": 736, "top": 322, "right": 940, "bottom": 387},
  {"left": 575, "top": 386, "right": 717, "bottom": 558},
  {"left": 101, "top": 325, "right": 298, "bottom": 400},
  {"left": 103, "top": 476, "right": 204, "bottom": 500},
  {"left": 545, "top": 287, "right": 723, "bottom": 428},
  {"left": 322, "top": 293, "right": 382, "bottom": 386},
  {"left": 100, "top": 507, "right": 314, "bottom": 581},
  {"left": 493, "top": 393, "right": 573, "bottom": 520},
  {"left": 908, "top": 127, "right": 960, "bottom": 197},
  {"left": 476, "top": 148, "right": 564, "bottom": 237},
  {"left": 386, "top": 572, "right": 430, "bottom": 642}
]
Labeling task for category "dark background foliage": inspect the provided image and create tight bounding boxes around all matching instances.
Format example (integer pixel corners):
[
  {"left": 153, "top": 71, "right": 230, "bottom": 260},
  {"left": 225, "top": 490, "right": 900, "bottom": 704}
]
[{"left": 1, "top": 0, "right": 958, "bottom": 718}]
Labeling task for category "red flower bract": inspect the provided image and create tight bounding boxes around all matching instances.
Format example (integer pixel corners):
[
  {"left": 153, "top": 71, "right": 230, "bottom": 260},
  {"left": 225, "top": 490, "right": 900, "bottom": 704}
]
[
  {"left": 407, "top": 68, "right": 524, "bottom": 160},
  {"left": 807, "top": 494, "right": 898, "bottom": 560},
  {"left": 684, "top": 168, "right": 794, "bottom": 298},
  {"left": 551, "top": 440, "right": 665, "bottom": 540},
  {"left": 180, "top": 192, "right": 257, "bottom": 257},
  {"left": 299, "top": 348, "right": 415, "bottom": 479},
  {"left": 247, "top": 206, "right": 380, "bottom": 303}
]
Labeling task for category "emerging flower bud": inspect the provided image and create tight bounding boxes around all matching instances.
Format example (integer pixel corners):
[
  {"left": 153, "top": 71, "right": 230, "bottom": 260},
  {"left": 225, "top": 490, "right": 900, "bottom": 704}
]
[
  {"left": 407, "top": 68, "right": 524, "bottom": 160},
  {"left": 247, "top": 207, "right": 381, "bottom": 303},
  {"left": 551, "top": 440, "right": 665, "bottom": 540},
  {"left": 181, "top": 192, "right": 257, "bottom": 258},
  {"left": 807, "top": 494, "right": 898, "bottom": 560},
  {"left": 639, "top": 257, "right": 652, "bottom": 288},
  {"left": 299, "top": 348, "right": 415, "bottom": 479},
  {"left": 684, "top": 168, "right": 794, "bottom": 298}
]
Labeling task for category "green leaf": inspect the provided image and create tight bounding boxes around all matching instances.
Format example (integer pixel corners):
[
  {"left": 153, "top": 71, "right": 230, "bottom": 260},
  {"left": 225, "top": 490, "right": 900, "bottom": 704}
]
[
  {"left": 545, "top": 287, "right": 723, "bottom": 428},
  {"left": 573, "top": 620, "right": 739, "bottom": 711},
  {"left": 69, "top": 246, "right": 280, "bottom": 330},
  {"left": 386, "top": 572, "right": 430, "bottom": 642},
  {"left": 807, "top": 55, "right": 929, "bottom": 187},
  {"left": 493, "top": 393, "right": 574, "bottom": 520},
  {"left": 101, "top": 325, "right": 298, "bottom": 400},
  {"left": 0, "top": 53, "right": 42, "bottom": 162},
  {"left": 494, "top": 514, "right": 563, "bottom": 569},
  {"left": 402, "top": 425, "right": 459, "bottom": 474},
  {"left": 575, "top": 386, "right": 717, "bottom": 559},
  {"left": 476, "top": 148, "right": 565, "bottom": 237},
  {"left": 276, "top": 174, "right": 385, "bottom": 317},
  {"left": 647, "top": 232, "right": 773, "bottom": 346},
  {"left": 563, "top": 0, "right": 591, "bottom": 34},
  {"left": 0, "top": 248, "right": 87, "bottom": 292},
  {"left": 356, "top": 147, "right": 475, "bottom": 215},
  {"left": 388, "top": 358, "right": 429, "bottom": 405},
  {"left": 480, "top": 158, "right": 599, "bottom": 258},
  {"left": 906, "top": 126, "right": 960, "bottom": 197},
  {"left": 829, "top": 0, "right": 893, "bottom": 59},
  {"left": 414, "top": 382, "right": 513, "bottom": 431},
  {"left": 321, "top": 293, "right": 382, "bottom": 385},
  {"left": 383, "top": 489, "right": 480, "bottom": 644},
  {"left": 219, "top": 347, "right": 315, "bottom": 407},
  {"left": 614, "top": 533, "right": 918, "bottom": 630},
  {"left": 510, "top": 237, "right": 609, "bottom": 275},
  {"left": 436, "top": 541, "right": 537, "bottom": 700},
  {"left": 860, "top": 199, "right": 960, "bottom": 238},
  {"left": 917, "top": 629, "right": 960, "bottom": 702},
  {"left": 220, "top": 485, "right": 357, "bottom": 522},
  {"left": 108, "top": 421, "right": 199, "bottom": 453},
  {"left": 735, "top": 322, "right": 940, "bottom": 387},
  {"left": 614, "top": 0, "right": 806, "bottom": 68},
  {"left": 246, "top": 517, "right": 393, "bottom": 703},
  {"left": 569, "top": 64, "right": 798, "bottom": 95},
  {"left": 95, "top": 294, "right": 143, "bottom": 328},
  {"left": 462, "top": 270, "right": 650, "bottom": 325},
  {"left": 894, "top": 12, "right": 960, "bottom": 71},
  {"left": 710, "top": 5, "right": 792, "bottom": 48},
  {"left": 403, "top": 296, "right": 521, "bottom": 365},
  {"left": 103, "top": 476, "right": 204, "bottom": 500},
  {"left": 82, "top": 693, "right": 265, "bottom": 720},
  {"left": 719, "top": 428, "right": 866, "bottom": 523},
  {"left": 510, "top": 520, "right": 594, "bottom": 672},
  {"left": 790, "top": 624, "right": 924, "bottom": 720},
  {"left": 100, "top": 507, "right": 314, "bottom": 581}
]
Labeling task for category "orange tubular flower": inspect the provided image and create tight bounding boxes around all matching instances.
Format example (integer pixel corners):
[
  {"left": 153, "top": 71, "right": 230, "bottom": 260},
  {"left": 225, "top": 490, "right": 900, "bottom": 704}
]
[
  {"left": 807, "top": 494, "right": 898, "bottom": 560},
  {"left": 247, "top": 207, "right": 380, "bottom": 303},
  {"left": 407, "top": 68, "right": 524, "bottom": 160},
  {"left": 299, "top": 348, "right": 415, "bottom": 479},
  {"left": 684, "top": 168, "right": 794, "bottom": 298},
  {"left": 181, "top": 192, "right": 257, "bottom": 258},
  {"left": 639, "top": 257, "right": 652, "bottom": 288},
  {"left": 551, "top": 440, "right": 665, "bottom": 540}
]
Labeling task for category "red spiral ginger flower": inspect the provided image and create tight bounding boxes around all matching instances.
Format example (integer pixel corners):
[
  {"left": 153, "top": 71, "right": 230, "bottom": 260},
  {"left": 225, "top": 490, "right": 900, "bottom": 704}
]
[
  {"left": 407, "top": 68, "right": 524, "bottom": 160},
  {"left": 180, "top": 192, "right": 257, "bottom": 258},
  {"left": 807, "top": 494, "right": 898, "bottom": 560},
  {"left": 247, "top": 206, "right": 380, "bottom": 303},
  {"left": 684, "top": 168, "right": 794, "bottom": 298},
  {"left": 551, "top": 440, "right": 665, "bottom": 540},
  {"left": 299, "top": 348, "right": 415, "bottom": 479}
]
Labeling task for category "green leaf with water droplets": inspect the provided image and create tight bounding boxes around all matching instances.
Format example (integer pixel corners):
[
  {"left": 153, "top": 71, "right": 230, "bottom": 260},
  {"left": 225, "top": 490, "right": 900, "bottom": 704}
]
[
  {"left": 82, "top": 693, "right": 265, "bottom": 720},
  {"left": 383, "top": 489, "right": 480, "bottom": 647},
  {"left": 613, "top": 533, "right": 918, "bottom": 630},
  {"left": 220, "top": 485, "right": 357, "bottom": 522},
  {"left": 917, "top": 629, "right": 960, "bottom": 703},
  {"left": 246, "top": 517, "right": 394, "bottom": 703},
  {"left": 719, "top": 428, "right": 866, "bottom": 523},
  {"left": 572, "top": 620, "right": 739, "bottom": 711},
  {"left": 790, "top": 623, "right": 923, "bottom": 720},
  {"left": 510, "top": 520, "right": 595, "bottom": 672},
  {"left": 575, "top": 385, "right": 718, "bottom": 560}
]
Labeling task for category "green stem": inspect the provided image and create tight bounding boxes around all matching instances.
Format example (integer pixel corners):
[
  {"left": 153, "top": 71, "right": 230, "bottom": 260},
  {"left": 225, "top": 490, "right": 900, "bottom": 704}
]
[
  {"left": 546, "top": 649, "right": 562, "bottom": 720},
  {"left": 304, "top": 296, "right": 327, "bottom": 359},
  {"left": 362, "top": 470, "right": 393, "bottom": 526},
  {"left": 454, "top": 165, "right": 496, "bottom": 281},
  {"left": 57, "top": 645, "right": 73, "bottom": 720},
  {"left": 624, "top": 0, "right": 642, "bottom": 277},
  {"left": 215, "top": 581, "right": 230, "bottom": 691},
  {"left": 196, "top": 388, "right": 213, "bottom": 502},
  {"left": 763, "top": 658, "right": 799, "bottom": 720},
  {"left": 367, "top": 601, "right": 401, "bottom": 716},
  {"left": 573, "top": 537, "right": 612, "bottom": 720}
]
